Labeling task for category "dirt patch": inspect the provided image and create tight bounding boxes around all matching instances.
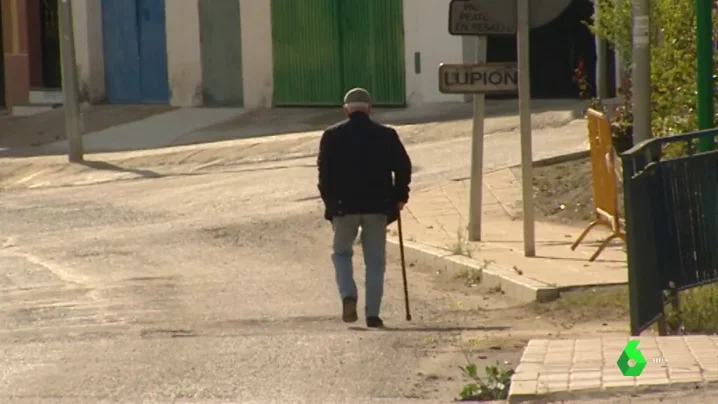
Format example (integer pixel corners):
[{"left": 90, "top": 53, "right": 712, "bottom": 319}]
[
  {"left": 0, "top": 104, "right": 175, "bottom": 149},
  {"left": 531, "top": 156, "right": 624, "bottom": 226},
  {"left": 409, "top": 266, "right": 630, "bottom": 401},
  {"left": 432, "top": 265, "right": 629, "bottom": 333}
]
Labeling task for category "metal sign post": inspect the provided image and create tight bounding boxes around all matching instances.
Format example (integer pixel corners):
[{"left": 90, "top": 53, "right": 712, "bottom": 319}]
[
  {"left": 447, "top": 0, "right": 517, "bottom": 242},
  {"left": 517, "top": 0, "right": 535, "bottom": 257},
  {"left": 439, "top": 61, "right": 520, "bottom": 241},
  {"left": 445, "top": 0, "right": 570, "bottom": 251},
  {"left": 631, "top": 0, "right": 651, "bottom": 145},
  {"left": 59, "top": 0, "right": 84, "bottom": 162},
  {"left": 470, "top": 37, "right": 487, "bottom": 241}
]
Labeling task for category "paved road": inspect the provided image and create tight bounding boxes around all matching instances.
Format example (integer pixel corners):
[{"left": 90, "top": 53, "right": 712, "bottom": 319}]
[
  {"left": 1, "top": 152, "right": 504, "bottom": 402},
  {"left": 0, "top": 116, "right": 616, "bottom": 403}
]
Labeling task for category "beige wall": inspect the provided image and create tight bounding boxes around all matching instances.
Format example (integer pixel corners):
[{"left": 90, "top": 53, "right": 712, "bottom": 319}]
[
  {"left": 239, "top": 0, "right": 273, "bottom": 109},
  {"left": 69, "top": 0, "right": 204, "bottom": 106},
  {"left": 71, "top": 0, "right": 104, "bottom": 102},
  {"left": 403, "top": 0, "right": 465, "bottom": 105},
  {"left": 165, "top": 0, "right": 203, "bottom": 106},
  {"left": 68, "top": 0, "right": 464, "bottom": 107}
]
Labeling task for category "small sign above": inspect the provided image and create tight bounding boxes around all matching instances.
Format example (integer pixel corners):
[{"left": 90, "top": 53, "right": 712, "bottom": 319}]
[
  {"left": 438, "top": 63, "right": 519, "bottom": 94},
  {"left": 449, "top": 0, "right": 515, "bottom": 36},
  {"left": 448, "top": 0, "right": 575, "bottom": 36}
]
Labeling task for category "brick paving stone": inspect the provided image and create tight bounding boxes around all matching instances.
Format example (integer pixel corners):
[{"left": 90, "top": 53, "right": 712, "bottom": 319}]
[{"left": 508, "top": 336, "right": 718, "bottom": 402}]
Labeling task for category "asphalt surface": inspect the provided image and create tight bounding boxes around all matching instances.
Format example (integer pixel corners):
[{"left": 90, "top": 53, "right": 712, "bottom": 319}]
[
  {"left": 7, "top": 115, "right": 712, "bottom": 403},
  {"left": 1, "top": 152, "right": 500, "bottom": 402}
]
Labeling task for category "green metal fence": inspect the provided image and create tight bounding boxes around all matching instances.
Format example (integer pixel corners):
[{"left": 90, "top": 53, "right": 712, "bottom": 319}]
[{"left": 621, "top": 129, "right": 718, "bottom": 335}]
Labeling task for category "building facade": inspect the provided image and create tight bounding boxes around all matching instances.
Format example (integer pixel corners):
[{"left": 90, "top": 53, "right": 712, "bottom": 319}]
[
  {"left": 1, "top": 0, "right": 601, "bottom": 110},
  {"left": 1, "top": 0, "right": 104, "bottom": 107}
]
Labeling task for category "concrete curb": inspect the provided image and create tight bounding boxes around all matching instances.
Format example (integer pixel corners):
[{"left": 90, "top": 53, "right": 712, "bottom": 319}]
[
  {"left": 531, "top": 149, "right": 590, "bottom": 168},
  {"left": 386, "top": 238, "right": 559, "bottom": 303},
  {"left": 507, "top": 380, "right": 718, "bottom": 403}
]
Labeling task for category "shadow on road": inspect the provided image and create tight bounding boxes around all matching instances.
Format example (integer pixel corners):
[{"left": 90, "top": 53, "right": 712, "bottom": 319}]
[
  {"left": 348, "top": 325, "right": 510, "bottom": 332},
  {"left": 77, "top": 160, "right": 163, "bottom": 179}
]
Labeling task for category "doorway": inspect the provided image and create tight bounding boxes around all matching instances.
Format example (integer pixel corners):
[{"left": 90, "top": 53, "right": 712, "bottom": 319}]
[
  {"left": 40, "top": 0, "right": 62, "bottom": 88},
  {"left": 0, "top": 0, "right": 5, "bottom": 108},
  {"left": 486, "top": 0, "right": 608, "bottom": 99},
  {"left": 270, "top": 0, "right": 405, "bottom": 106},
  {"left": 101, "top": 0, "right": 170, "bottom": 103}
]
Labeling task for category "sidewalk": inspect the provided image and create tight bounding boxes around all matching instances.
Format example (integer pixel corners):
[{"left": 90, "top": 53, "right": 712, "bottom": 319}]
[
  {"left": 387, "top": 165, "right": 626, "bottom": 296},
  {"left": 507, "top": 335, "right": 718, "bottom": 402}
]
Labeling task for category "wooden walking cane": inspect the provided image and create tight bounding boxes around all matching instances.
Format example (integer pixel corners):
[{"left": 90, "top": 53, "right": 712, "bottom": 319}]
[{"left": 396, "top": 211, "right": 412, "bottom": 321}]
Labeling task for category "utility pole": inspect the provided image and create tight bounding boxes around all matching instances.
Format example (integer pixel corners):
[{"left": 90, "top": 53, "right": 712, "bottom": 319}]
[
  {"left": 631, "top": 0, "right": 651, "bottom": 144},
  {"left": 517, "top": 0, "right": 535, "bottom": 257},
  {"left": 58, "top": 0, "right": 84, "bottom": 162},
  {"left": 595, "top": 3, "right": 609, "bottom": 99},
  {"left": 614, "top": 0, "right": 627, "bottom": 95},
  {"left": 696, "top": 0, "right": 715, "bottom": 151},
  {"left": 467, "top": 35, "right": 487, "bottom": 242}
]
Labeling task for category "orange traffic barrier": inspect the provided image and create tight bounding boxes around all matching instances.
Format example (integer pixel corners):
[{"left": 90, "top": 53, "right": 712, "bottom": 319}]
[{"left": 571, "top": 108, "right": 626, "bottom": 261}]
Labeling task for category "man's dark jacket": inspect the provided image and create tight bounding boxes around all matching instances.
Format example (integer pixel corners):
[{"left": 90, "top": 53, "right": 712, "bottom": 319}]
[{"left": 317, "top": 112, "right": 412, "bottom": 225}]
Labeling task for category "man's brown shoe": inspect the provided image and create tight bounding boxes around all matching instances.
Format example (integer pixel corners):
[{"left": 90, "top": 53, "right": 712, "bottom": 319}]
[{"left": 342, "top": 297, "right": 358, "bottom": 323}]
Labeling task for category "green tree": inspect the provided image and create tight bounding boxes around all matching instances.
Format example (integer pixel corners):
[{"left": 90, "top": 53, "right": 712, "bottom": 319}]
[{"left": 588, "top": 0, "right": 716, "bottom": 138}]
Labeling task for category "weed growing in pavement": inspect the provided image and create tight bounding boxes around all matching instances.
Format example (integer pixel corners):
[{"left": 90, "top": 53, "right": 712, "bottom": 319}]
[
  {"left": 457, "top": 361, "right": 514, "bottom": 401},
  {"left": 457, "top": 268, "right": 481, "bottom": 286},
  {"left": 449, "top": 227, "right": 475, "bottom": 257},
  {"left": 456, "top": 260, "right": 491, "bottom": 287},
  {"left": 487, "top": 284, "right": 504, "bottom": 295},
  {"left": 450, "top": 228, "right": 466, "bottom": 255}
]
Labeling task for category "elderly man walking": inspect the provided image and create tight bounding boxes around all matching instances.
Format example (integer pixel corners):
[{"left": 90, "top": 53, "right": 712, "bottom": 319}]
[{"left": 317, "top": 88, "right": 412, "bottom": 328}]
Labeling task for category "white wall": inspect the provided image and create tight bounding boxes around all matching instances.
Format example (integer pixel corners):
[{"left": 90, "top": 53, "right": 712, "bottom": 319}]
[
  {"left": 403, "top": 0, "right": 465, "bottom": 105},
  {"left": 71, "top": 0, "right": 104, "bottom": 102},
  {"left": 239, "top": 0, "right": 273, "bottom": 109},
  {"left": 165, "top": 0, "right": 203, "bottom": 106}
]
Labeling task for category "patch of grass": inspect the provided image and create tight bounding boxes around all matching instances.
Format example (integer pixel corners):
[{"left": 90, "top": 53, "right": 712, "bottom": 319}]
[
  {"left": 457, "top": 268, "right": 482, "bottom": 287},
  {"left": 532, "top": 286, "right": 629, "bottom": 324},
  {"left": 663, "top": 283, "right": 718, "bottom": 334},
  {"left": 487, "top": 284, "right": 504, "bottom": 295},
  {"left": 553, "top": 287, "right": 629, "bottom": 311},
  {"left": 456, "top": 260, "right": 491, "bottom": 287},
  {"left": 535, "top": 283, "right": 718, "bottom": 335}
]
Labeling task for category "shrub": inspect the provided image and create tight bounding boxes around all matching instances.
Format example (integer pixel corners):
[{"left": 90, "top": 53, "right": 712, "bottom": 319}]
[{"left": 587, "top": 0, "right": 718, "bottom": 137}]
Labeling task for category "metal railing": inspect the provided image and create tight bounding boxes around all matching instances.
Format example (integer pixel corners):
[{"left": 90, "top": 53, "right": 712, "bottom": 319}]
[{"left": 621, "top": 128, "right": 718, "bottom": 335}]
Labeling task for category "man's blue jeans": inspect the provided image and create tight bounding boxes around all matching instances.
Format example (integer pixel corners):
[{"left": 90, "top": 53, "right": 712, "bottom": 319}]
[{"left": 331, "top": 214, "right": 387, "bottom": 318}]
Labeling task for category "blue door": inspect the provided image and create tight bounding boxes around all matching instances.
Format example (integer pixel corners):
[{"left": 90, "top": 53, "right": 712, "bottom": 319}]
[{"left": 101, "top": 0, "right": 169, "bottom": 103}]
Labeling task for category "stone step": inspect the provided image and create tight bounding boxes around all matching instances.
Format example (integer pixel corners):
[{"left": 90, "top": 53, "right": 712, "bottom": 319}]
[
  {"left": 11, "top": 104, "right": 61, "bottom": 117},
  {"left": 29, "top": 88, "right": 64, "bottom": 105}
]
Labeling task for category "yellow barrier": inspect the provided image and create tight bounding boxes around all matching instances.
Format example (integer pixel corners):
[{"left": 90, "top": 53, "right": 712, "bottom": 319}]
[{"left": 571, "top": 108, "right": 626, "bottom": 261}]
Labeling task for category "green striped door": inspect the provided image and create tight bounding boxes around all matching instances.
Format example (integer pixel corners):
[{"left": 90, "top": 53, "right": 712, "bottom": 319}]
[
  {"left": 271, "top": 0, "right": 405, "bottom": 106},
  {"left": 271, "top": 0, "right": 343, "bottom": 106},
  {"left": 340, "top": 0, "right": 405, "bottom": 106}
]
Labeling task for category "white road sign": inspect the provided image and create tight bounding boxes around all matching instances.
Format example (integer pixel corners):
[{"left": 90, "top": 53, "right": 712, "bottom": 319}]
[
  {"left": 449, "top": 0, "right": 514, "bottom": 35},
  {"left": 438, "top": 63, "right": 518, "bottom": 94},
  {"left": 448, "top": 0, "right": 574, "bottom": 36}
]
